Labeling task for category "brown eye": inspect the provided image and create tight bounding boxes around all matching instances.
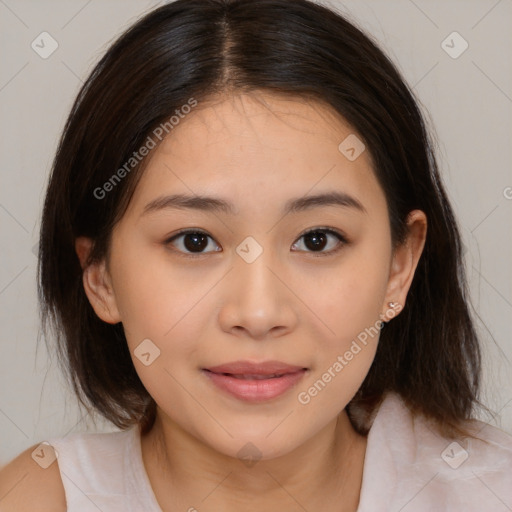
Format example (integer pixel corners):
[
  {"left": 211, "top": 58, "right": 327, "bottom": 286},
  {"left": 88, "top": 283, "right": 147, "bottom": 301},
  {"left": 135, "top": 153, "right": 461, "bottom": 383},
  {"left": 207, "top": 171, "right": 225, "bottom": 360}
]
[
  {"left": 303, "top": 231, "right": 328, "bottom": 251},
  {"left": 291, "top": 228, "right": 347, "bottom": 255},
  {"left": 167, "top": 230, "right": 221, "bottom": 254}
]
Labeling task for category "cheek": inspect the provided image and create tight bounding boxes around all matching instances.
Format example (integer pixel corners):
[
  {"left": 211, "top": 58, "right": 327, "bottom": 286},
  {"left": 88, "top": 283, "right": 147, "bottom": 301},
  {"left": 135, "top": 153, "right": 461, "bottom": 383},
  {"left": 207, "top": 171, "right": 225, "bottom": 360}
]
[
  {"left": 312, "top": 235, "right": 391, "bottom": 346},
  {"left": 110, "top": 258, "right": 169, "bottom": 344},
  {"left": 108, "top": 247, "right": 207, "bottom": 422},
  {"left": 108, "top": 241, "right": 211, "bottom": 383},
  {"left": 109, "top": 237, "right": 200, "bottom": 343},
  {"left": 295, "top": 259, "right": 387, "bottom": 421},
  {"left": 297, "top": 228, "right": 390, "bottom": 409},
  {"left": 297, "top": 342, "right": 377, "bottom": 411}
]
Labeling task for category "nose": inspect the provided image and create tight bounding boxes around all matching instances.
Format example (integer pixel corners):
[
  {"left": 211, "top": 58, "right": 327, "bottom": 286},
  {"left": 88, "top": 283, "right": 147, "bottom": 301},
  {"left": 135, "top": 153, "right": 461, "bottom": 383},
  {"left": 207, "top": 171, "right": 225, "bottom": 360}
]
[{"left": 217, "top": 244, "right": 299, "bottom": 340}]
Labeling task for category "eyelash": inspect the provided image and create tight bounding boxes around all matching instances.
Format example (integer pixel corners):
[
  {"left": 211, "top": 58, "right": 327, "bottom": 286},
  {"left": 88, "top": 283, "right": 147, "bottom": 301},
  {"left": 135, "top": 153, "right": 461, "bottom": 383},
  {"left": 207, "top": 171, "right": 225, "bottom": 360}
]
[{"left": 164, "top": 227, "right": 349, "bottom": 258}]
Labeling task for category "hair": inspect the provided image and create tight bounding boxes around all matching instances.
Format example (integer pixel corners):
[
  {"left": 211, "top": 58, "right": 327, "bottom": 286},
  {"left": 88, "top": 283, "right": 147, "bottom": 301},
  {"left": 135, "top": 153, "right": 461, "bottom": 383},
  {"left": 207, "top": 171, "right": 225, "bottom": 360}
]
[{"left": 38, "top": 0, "right": 485, "bottom": 439}]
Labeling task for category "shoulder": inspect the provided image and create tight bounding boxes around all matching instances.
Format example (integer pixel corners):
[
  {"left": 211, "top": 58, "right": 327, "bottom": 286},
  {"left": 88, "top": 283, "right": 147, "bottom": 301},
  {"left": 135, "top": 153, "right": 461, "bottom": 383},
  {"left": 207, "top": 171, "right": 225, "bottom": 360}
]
[
  {"left": 365, "top": 392, "right": 512, "bottom": 510},
  {"left": 386, "top": 392, "right": 512, "bottom": 466},
  {"left": 0, "top": 442, "right": 66, "bottom": 512},
  {"left": 0, "top": 428, "right": 136, "bottom": 512}
]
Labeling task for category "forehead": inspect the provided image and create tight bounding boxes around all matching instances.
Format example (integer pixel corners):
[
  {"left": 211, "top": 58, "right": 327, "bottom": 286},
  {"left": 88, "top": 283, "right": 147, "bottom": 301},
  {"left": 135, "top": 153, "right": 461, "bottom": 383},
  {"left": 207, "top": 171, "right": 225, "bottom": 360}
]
[{"left": 125, "top": 91, "right": 384, "bottom": 220}]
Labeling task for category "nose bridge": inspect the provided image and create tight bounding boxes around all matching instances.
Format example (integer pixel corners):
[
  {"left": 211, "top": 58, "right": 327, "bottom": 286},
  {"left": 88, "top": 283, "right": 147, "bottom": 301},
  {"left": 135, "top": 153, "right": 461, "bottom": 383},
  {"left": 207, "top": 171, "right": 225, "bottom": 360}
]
[
  {"left": 234, "top": 234, "right": 280, "bottom": 304},
  {"left": 217, "top": 234, "right": 297, "bottom": 338}
]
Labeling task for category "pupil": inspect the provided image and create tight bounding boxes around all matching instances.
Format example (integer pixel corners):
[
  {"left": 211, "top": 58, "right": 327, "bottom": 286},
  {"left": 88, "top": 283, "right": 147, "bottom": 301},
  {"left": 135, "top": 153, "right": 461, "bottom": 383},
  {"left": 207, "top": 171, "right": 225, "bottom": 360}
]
[
  {"left": 305, "top": 231, "right": 327, "bottom": 251},
  {"left": 184, "top": 233, "right": 208, "bottom": 252},
  {"left": 182, "top": 232, "right": 328, "bottom": 253}
]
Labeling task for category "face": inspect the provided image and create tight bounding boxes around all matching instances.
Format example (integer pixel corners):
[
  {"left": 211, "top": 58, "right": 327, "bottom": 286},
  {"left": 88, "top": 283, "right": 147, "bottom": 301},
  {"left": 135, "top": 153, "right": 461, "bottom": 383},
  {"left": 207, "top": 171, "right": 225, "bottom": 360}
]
[{"left": 78, "top": 91, "right": 425, "bottom": 460}]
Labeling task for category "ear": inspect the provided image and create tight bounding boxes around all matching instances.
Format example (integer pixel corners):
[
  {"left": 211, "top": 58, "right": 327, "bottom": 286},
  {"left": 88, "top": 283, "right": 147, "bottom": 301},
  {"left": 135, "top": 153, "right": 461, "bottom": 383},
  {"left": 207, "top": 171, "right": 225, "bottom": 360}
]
[
  {"left": 75, "top": 236, "right": 121, "bottom": 324},
  {"left": 381, "top": 210, "right": 427, "bottom": 319}
]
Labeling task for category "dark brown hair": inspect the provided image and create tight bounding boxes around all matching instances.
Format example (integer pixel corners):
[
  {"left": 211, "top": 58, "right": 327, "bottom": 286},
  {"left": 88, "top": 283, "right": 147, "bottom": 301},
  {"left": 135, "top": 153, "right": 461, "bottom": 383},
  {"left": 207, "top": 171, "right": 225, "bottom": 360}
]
[{"left": 39, "top": 0, "right": 485, "bottom": 438}]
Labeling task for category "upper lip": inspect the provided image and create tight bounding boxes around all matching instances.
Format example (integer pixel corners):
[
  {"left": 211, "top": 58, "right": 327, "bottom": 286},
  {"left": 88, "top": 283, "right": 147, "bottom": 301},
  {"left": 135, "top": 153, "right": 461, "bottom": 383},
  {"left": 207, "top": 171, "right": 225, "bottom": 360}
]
[{"left": 204, "top": 360, "right": 307, "bottom": 376}]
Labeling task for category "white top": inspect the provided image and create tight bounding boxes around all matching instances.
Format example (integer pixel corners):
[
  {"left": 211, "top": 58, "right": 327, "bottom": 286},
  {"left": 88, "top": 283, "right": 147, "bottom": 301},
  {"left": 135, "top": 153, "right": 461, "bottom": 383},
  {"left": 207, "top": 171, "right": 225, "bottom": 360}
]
[{"left": 47, "top": 392, "right": 512, "bottom": 511}]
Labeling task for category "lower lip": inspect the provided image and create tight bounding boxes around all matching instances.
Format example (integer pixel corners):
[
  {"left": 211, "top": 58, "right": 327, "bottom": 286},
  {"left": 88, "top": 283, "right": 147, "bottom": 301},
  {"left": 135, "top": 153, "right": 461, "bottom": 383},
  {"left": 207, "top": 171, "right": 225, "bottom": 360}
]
[{"left": 202, "top": 369, "right": 307, "bottom": 402}]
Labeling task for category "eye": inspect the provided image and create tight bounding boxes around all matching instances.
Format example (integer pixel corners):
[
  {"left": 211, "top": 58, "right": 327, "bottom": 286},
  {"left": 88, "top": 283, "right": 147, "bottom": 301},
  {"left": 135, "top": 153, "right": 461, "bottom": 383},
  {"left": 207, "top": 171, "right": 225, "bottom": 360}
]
[
  {"left": 291, "top": 228, "right": 347, "bottom": 256},
  {"left": 165, "top": 229, "right": 221, "bottom": 255},
  {"left": 165, "top": 227, "right": 348, "bottom": 257}
]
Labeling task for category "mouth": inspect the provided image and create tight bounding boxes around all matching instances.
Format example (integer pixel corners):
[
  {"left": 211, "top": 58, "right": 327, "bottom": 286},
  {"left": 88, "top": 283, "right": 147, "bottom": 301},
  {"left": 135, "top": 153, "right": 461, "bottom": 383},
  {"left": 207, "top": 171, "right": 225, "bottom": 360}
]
[
  {"left": 207, "top": 372, "right": 295, "bottom": 380},
  {"left": 202, "top": 361, "right": 308, "bottom": 402}
]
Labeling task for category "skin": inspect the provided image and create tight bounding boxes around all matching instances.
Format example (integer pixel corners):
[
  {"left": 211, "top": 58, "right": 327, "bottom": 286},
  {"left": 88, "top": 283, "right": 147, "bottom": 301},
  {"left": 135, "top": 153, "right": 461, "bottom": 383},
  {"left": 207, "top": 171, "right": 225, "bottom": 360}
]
[{"left": 0, "top": 91, "right": 426, "bottom": 512}]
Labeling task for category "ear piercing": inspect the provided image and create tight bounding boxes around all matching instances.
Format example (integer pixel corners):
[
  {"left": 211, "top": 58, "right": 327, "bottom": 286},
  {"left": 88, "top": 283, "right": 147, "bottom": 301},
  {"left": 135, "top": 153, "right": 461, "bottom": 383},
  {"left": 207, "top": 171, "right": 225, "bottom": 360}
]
[{"left": 379, "top": 301, "right": 402, "bottom": 325}]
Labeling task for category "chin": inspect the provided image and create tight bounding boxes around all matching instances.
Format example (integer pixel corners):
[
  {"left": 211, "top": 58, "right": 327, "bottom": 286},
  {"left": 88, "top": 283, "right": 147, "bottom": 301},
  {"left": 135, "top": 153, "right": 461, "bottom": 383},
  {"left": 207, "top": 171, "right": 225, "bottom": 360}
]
[{"left": 203, "top": 426, "right": 306, "bottom": 464}]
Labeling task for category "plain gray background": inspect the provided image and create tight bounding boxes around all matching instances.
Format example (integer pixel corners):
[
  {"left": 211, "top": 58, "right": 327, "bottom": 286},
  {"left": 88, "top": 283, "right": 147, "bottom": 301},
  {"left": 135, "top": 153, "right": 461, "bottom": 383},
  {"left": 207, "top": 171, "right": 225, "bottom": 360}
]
[{"left": 1, "top": 0, "right": 511, "bottom": 466}]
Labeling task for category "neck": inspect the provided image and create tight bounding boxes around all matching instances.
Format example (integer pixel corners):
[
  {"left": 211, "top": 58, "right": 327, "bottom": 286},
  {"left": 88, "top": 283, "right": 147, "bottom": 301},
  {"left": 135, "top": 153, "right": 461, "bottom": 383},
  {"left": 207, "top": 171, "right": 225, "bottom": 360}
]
[{"left": 141, "top": 409, "right": 367, "bottom": 512}]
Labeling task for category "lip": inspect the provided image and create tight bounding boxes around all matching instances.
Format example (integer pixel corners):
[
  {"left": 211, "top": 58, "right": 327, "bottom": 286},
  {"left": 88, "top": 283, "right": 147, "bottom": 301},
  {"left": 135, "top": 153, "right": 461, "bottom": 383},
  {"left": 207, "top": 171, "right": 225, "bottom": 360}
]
[
  {"left": 202, "top": 360, "right": 308, "bottom": 403},
  {"left": 205, "top": 360, "right": 306, "bottom": 376}
]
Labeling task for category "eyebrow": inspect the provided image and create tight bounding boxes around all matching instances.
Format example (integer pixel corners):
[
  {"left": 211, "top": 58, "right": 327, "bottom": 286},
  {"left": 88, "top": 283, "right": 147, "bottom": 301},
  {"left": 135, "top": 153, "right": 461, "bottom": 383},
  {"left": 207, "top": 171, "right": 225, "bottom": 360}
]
[{"left": 141, "top": 190, "right": 367, "bottom": 217}]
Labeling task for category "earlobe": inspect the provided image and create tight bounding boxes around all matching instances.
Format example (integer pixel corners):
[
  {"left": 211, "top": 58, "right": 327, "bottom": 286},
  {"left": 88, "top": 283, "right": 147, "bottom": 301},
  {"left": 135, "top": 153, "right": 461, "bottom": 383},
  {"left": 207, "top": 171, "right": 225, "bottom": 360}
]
[
  {"left": 75, "top": 236, "right": 122, "bottom": 325},
  {"left": 382, "top": 210, "right": 427, "bottom": 318}
]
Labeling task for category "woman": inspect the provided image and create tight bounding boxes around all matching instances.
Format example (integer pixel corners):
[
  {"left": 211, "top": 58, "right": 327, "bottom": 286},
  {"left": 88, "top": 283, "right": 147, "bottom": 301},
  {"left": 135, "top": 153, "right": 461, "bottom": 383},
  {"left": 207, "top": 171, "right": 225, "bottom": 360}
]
[{"left": 1, "top": 1, "right": 511, "bottom": 510}]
